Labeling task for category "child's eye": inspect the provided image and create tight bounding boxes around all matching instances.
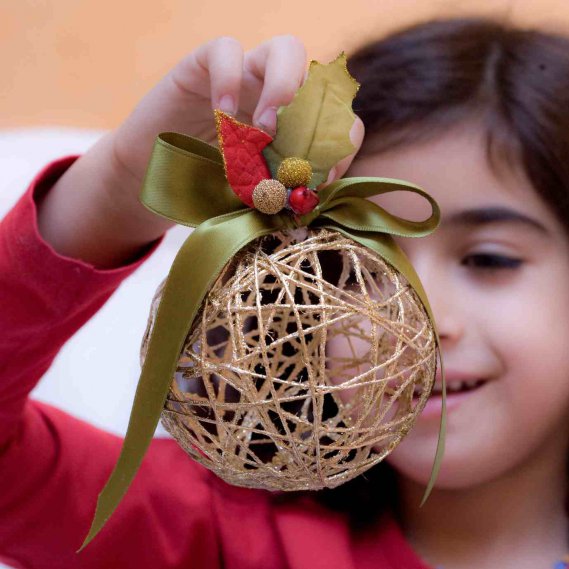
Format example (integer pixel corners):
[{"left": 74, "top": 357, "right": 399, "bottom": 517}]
[{"left": 462, "top": 252, "right": 523, "bottom": 271}]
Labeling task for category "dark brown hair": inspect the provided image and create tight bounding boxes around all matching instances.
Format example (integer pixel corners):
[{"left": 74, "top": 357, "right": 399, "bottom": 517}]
[
  {"left": 347, "top": 16, "right": 569, "bottom": 235},
  {"left": 277, "top": 16, "right": 569, "bottom": 527}
]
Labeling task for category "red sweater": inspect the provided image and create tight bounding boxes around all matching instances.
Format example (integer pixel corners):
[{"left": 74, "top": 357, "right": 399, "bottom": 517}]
[{"left": 0, "top": 156, "right": 431, "bottom": 569}]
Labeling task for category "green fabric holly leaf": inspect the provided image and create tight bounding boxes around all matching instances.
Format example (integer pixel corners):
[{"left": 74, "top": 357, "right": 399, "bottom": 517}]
[{"left": 262, "top": 51, "right": 360, "bottom": 188}]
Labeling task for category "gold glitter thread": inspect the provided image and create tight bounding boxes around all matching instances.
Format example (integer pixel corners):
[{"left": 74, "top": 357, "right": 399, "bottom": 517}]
[
  {"left": 213, "top": 109, "right": 231, "bottom": 182},
  {"left": 277, "top": 157, "right": 313, "bottom": 188},
  {"left": 140, "top": 229, "right": 437, "bottom": 492},
  {"left": 252, "top": 179, "right": 288, "bottom": 214}
]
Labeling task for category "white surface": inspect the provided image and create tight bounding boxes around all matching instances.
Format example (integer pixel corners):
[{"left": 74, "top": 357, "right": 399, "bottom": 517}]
[{"left": 0, "top": 128, "right": 190, "bottom": 568}]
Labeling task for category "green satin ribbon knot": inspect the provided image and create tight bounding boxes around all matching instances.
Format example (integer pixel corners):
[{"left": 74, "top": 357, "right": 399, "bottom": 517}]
[{"left": 79, "top": 131, "right": 447, "bottom": 551}]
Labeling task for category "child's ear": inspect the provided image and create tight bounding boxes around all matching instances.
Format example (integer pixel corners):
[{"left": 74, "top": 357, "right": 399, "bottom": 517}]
[{"left": 317, "top": 115, "right": 365, "bottom": 190}]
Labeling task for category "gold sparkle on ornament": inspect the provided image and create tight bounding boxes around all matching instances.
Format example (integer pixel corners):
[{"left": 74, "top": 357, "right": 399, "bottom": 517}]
[
  {"left": 252, "top": 179, "right": 288, "bottom": 215},
  {"left": 141, "top": 229, "right": 437, "bottom": 492},
  {"left": 277, "top": 157, "right": 312, "bottom": 188}
]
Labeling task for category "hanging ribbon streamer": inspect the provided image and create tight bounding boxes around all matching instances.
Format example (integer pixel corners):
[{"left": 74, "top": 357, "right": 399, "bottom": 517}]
[{"left": 78, "top": 131, "right": 447, "bottom": 551}]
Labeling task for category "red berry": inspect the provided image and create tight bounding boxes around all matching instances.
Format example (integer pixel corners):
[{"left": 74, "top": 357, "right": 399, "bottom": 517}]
[{"left": 288, "top": 186, "right": 319, "bottom": 215}]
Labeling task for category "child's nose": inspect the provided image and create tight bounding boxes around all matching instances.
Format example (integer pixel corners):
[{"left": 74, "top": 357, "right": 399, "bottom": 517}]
[{"left": 410, "top": 255, "right": 464, "bottom": 344}]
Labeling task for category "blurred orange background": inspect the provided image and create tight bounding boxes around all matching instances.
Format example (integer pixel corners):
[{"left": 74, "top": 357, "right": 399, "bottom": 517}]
[{"left": 2, "top": 0, "right": 569, "bottom": 130}]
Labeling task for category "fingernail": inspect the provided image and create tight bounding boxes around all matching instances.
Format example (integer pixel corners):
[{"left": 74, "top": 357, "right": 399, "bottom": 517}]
[
  {"left": 257, "top": 106, "right": 277, "bottom": 134},
  {"left": 218, "top": 94, "right": 236, "bottom": 116},
  {"left": 316, "top": 167, "right": 337, "bottom": 191},
  {"left": 326, "top": 167, "right": 337, "bottom": 185},
  {"left": 350, "top": 120, "right": 358, "bottom": 143}
]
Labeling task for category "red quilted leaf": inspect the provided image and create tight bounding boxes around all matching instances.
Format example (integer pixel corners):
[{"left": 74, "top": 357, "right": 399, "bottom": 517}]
[{"left": 214, "top": 110, "right": 273, "bottom": 207}]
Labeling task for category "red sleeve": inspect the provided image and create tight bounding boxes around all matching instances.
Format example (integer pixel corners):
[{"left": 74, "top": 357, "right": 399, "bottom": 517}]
[
  {"left": 0, "top": 155, "right": 165, "bottom": 448},
  {"left": 0, "top": 157, "right": 220, "bottom": 568}
]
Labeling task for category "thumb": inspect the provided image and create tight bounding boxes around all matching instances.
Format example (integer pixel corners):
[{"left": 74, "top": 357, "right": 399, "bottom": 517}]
[{"left": 317, "top": 115, "right": 365, "bottom": 191}]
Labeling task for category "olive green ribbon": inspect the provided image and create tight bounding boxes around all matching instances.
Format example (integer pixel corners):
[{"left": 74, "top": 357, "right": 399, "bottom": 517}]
[{"left": 78, "top": 132, "right": 447, "bottom": 551}]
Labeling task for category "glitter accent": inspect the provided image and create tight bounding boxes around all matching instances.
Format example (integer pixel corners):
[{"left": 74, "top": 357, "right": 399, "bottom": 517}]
[
  {"left": 277, "top": 157, "right": 313, "bottom": 188},
  {"left": 213, "top": 109, "right": 232, "bottom": 181},
  {"left": 252, "top": 179, "right": 288, "bottom": 214}
]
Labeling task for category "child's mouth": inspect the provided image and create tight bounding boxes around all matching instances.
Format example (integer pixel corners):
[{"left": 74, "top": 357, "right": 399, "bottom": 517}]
[
  {"left": 413, "top": 378, "right": 486, "bottom": 399},
  {"left": 412, "top": 379, "right": 488, "bottom": 419}
]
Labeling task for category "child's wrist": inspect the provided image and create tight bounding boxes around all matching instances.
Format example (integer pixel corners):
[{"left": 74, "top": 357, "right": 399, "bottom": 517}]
[{"left": 36, "top": 132, "right": 173, "bottom": 269}]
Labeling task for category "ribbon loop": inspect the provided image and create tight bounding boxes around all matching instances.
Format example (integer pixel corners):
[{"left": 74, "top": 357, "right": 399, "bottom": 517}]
[
  {"left": 315, "top": 177, "right": 440, "bottom": 236},
  {"left": 316, "top": 195, "right": 439, "bottom": 238},
  {"left": 79, "top": 132, "right": 447, "bottom": 551},
  {"left": 141, "top": 132, "right": 244, "bottom": 227}
]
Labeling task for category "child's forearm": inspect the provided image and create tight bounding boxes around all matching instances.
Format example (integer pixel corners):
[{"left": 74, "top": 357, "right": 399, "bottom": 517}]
[
  {"left": 35, "top": 35, "right": 355, "bottom": 272},
  {"left": 36, "top": 132, "right": 173, "bottom": 269}
]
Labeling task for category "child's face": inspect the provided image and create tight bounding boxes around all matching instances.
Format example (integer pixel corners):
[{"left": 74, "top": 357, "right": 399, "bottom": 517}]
[{"left": 346, "top": 120, "right": 569, "bottom": 489}]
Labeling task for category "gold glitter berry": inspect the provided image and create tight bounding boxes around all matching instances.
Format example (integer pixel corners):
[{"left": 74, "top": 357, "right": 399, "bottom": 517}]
[
  {"left": 277, "top": 157, "right": 312, "bottom": 188},
  {"left": 252, "top": 179, "right": 288, "bottom": 215}
]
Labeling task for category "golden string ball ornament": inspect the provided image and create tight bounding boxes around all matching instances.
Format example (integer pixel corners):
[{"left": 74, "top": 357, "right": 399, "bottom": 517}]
[
  {"left": 78, "top": 53, "right": 446, "bottom": 553},
  {"left": 140, "top": 228, "right": 437, "bottom": 491},
  {"left": 252, "top": 179, "right": 288, "bottom": 215},
  {"left": 277, "top": 157, "right": 313, "bottom": 188}
]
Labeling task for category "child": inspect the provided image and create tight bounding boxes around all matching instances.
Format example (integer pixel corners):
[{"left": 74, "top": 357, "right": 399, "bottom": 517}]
[{"left": 1, "top": 16, "right": 568, "bottom": 569}]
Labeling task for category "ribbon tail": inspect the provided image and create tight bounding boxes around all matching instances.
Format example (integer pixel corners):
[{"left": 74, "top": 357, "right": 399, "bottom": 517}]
[
  {"left": 323, "top": 225, "right": 446, "bottom": 505},
  {"left": 419, "top": 343, "right": 446, "bottom": 507},
  {"left": 78, "top": 210, "right": 281, "bottom": 551},
  {"left": 394, "top": 224, "right": 446, "bottom": 506},
  {"left": 77, "top": 234, "right": 205, "bottom": 551}
]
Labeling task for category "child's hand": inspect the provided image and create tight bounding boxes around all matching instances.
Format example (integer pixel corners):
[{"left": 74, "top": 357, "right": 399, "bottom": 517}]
[
  {"left": 37, "top": 35, "right": 364, "bottom": 269},
  {"left": 114, "top": 35, "right": 309, "bottom": 178}
]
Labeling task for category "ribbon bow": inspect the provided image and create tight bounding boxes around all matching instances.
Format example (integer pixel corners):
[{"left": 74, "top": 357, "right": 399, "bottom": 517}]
[{"left": 79, "top": 131, "right": 447, "bottom": 550}]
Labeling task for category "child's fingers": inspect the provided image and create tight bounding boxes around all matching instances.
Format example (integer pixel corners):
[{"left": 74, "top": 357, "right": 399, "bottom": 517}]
[
  {"left": 317, "top": 116, "right": 366, "bottom": 190},
  {"left": 201, "top": 37, "right": 243, "bottom": 114},
  {"left": 243, "top": 35, "right": 307, "bottom": 134},
  {"left": 171, "top": 36, "right": 244, "bottom": 113},
  {"left": 334, "top": 116, "right": 365, "bottom": 179}
]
